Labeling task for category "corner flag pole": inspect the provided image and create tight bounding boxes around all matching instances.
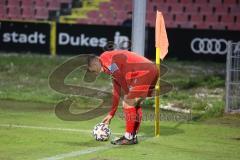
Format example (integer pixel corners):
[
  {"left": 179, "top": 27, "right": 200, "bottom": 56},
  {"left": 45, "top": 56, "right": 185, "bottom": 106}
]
[
  {"left": 155, "top": 11, "right": 169, "bottom": 137},
  {"left": 155, "top": 47, "right": 161, "bottom": 136}
]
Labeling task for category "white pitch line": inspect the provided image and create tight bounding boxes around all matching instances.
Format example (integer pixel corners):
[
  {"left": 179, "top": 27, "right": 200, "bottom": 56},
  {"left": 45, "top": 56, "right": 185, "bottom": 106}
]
[
  {"left": 0, "top": 124, "right": 123, "bottom": 135},
  {"left": 39, "top": 145, "right": 118, "bottom": 160}
]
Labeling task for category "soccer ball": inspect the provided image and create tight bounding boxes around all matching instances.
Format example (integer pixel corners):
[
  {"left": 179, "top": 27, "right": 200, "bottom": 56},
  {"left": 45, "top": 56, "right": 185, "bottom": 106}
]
[{"left": 92, "top": 123, "right": 111, "bottom": 141}]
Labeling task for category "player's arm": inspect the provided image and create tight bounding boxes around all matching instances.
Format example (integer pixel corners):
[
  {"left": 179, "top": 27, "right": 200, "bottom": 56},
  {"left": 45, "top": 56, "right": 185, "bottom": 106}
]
[{"left": 102, "top": 79, "right": 121, "bottom": 124}]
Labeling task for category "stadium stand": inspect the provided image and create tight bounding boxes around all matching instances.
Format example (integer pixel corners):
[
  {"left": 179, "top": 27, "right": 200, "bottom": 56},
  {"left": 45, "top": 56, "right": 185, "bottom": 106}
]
[
  {"left": 0, "top": 0, "right": 73, "bottom": 20},
  {"left": 0, "top": 0, "right": 239, "bottom": 31}
]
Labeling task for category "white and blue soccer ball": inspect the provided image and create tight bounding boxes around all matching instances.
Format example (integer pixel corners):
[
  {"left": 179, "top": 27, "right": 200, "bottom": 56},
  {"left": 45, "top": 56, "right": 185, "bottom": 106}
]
[{"left": 92, "top": 123, "right": 111, "bottom": 141}]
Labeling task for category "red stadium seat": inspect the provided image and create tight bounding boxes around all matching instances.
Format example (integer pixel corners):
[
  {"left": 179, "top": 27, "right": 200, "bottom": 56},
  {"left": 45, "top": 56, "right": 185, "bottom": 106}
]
[
  {"left": 35, "top": 7, "right": 48, "bottom": 19},
  {"left": 205, "top": 14, "right": 219, "bottom": 23},
  {"left": 180, "top": 22, "right": 195, "bottom": 29},
  {"left": 21, "top": 0, "right": 34, "bottom": 7},
  {"left": 221, "top": 15, "right": 235, "bottom": 23},
  {"left": 198, "top": 5, "right": 213, "bottom": 14},
  {"left": 214, "top": 5, "right": 229, "bottom": 14},
  {"left": 196, "top": 22, "right": 210, "bottom": 29},
  {"left": 47, "top": 0, "right": 61, "bottom": 10},
  {"left": 223, "top": 0, "right": 238, "bottom": 5},
  {"left": 184, "top": 4, "right": 200, "bottom": 14},
  {"left": 116, "top": 10, "right": 127, "bottom": 20},
  {"left": 227, "top": 22, "right": 240, "bottom": 31},
  {"left": 165, "top": 0, "right": 179, "bottom": 4},
  {"left": 190, "top": 14, "right": 203, "bottom": 23},
  {"left": 236, "top": 15, "right": 240, "bottom": 23},
  {"left": 180, "top": 0, "right": 193, "bottom": 4},
  {"left": 209, "top": 0, "right": 223, "bottom": 5},
  {"left": 7, "top": 0, "right": 20, "bottom": 7},
  {"left": 152, "top": 3, "right": 168, "bottom": 13},
  {"left": 194, "top": 0, "right": 209, "bottom": 4},
  {"left": 35, "top": 0, "right": 48, "bottom": 8},
  {"left": 0, "top": 5, "right": 7, "bottom": 19},
  {"left": 175, "top": 14, "right": 188, "bottom": 23},
  {"left": 99, "top": 2, "right": 110, "bottom": 10},
  {"left": 146, "top": 12, "right": 155, "bottom": 26},
  {"left": 110, "top": 0, "right": 124, "bottom": 11},
  {"left": 211, "top": 24, "right": 226, "bottom": 30},
  {"left": 22, "top": 7, "right": 35, "bottom": 19},
  {"left": 7, "top": 6, "right": 21, "bottom": 19},
  {"left": 0, "top": 0, "right": 6, "bottom": 5},
  {"left": 230, "top": 5, "right": 240, "bottom": 14},
  {"left": 169, "top": 4, "right": 183, "bottom": 14}
]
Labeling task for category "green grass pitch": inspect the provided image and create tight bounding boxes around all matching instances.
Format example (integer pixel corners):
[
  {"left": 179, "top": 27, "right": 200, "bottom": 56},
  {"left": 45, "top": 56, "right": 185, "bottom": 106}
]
[{"left": 0, "top": 53, "right": 240, "bottom": 160}]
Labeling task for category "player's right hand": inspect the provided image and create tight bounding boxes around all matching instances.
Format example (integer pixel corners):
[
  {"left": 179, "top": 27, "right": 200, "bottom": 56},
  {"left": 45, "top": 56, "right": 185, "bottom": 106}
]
[{"left": 102, "top": 114, "right": 113, "bottom": 125}]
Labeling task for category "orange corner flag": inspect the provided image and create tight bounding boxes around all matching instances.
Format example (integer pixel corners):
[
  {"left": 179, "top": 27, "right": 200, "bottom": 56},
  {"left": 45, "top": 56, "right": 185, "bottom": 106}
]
[{"left": 155, "top": 11, "right": 169, "bottom": 60}]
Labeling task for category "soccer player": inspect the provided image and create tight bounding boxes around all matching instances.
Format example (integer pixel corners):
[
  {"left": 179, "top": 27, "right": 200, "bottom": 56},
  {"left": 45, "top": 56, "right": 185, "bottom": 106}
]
[{"left": 87, "top": 50, "right": 159, "bottom": 145}]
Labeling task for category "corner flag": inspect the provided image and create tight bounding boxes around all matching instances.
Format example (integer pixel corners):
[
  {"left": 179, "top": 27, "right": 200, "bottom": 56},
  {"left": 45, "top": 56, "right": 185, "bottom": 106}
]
[
  {"left": 155, "top": 11, "right": 169, "bottom": 59},
  {"left": 155, "top": 10, "right": 169, "bottom": 136}
]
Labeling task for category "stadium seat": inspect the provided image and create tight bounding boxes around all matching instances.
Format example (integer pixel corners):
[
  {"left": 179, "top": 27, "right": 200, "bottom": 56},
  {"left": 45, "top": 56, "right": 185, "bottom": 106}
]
[
  {"left": 210, "top": 23, "right": 226, "bottom": 30},
  {"left": 180, "top": 22, "right": 195, "bottom": 29},
  {"left": 35, "top": 7, "right": 48, "bottom": 19},
  {"left": 110, "top": 0, "right": 124, "bottom": 11},
  {"left": 190, "top": 14, "right": 203, "bottom": 23},
  {"left": 236, "top": 15, "right": 240, "bottom": 23},
  {"left": 184, "top": 4, "right": 199, "bottom": 14},
  {"left": 166, "top": 0, "right": 179, "bottom": 4},
  {"left": 169, "top": 4, "right": 183, "bottom": 14},
  {"left": 7, "top": 6, "right": 21, "bottom": 19},
  {"left": 220, "top": 14, "right": 235, "bottom": 23},
  {"left": 99, "top": 2, "right": 110, "bottom": 10},
  {"left": 21, "top": 0, "right": 34, "bottom": 7},
  {"left": 227, "top": 22, "right": 240, "bottom": 30},
  {"left": 47, "top": 0, "right": 61, "bottom": 10},
  {"left": 116, "top": 11, "right": 127, "bottom": 20},
  {"left": 7, "top": 0, "right": 20, "bottom": 7},
  {"left": 223, "top": 0, "right": 238, "bottom": 5},
  {"left": 175, "top": 14, "right": 188, "bottom": 23},
  {"left": 151, "top": 3, "right": 168, "bottom": 13},
  {"left": 146, "top": 12, "right": 155, "bottom": 25},
  {"left": 214, "top": 5, "right": 229, "bottom": 14},
  {"left": 205, "top": 14, "right": 219, "bottom": 23},
  {"left": 0, "top": 0, "right": 6, "bottom": 5},
  {"left": 0, "top": 5, "right": 7, "bottom": 19},
  {"left": 196, "top": 22, "right": 210, "bottom": 29},
  {"left": 22, "top": 7, "right": 35, "bottom": 19},
  {"left": 230, "top": 5, "right": 240, "bottom": 14},
  {"left": 209, "top": 0, "right": 223, "bottom": 5},
  {"left": 194, "top": 0, "right": 209, "bottom": 4},
  {"left": 198, "top": 5, "right": 213, "bottom": 14},
  {"left": 34, "top": 0, "right": 48, "bottom": 8},
  {"left": 180, "top": 0, "right": 193, "bottom": 4}
]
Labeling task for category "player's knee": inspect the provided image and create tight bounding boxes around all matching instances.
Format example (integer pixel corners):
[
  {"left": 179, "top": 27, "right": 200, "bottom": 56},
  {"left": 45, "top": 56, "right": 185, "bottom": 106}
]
[{"left": 123, "top": 96, "right": 135, "bottom": 107}]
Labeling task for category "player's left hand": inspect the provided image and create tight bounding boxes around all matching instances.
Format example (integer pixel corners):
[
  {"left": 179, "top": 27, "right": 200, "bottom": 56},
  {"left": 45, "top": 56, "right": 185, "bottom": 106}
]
[{"left": 102, "top": 114, "right": 113, "bottom": 125}]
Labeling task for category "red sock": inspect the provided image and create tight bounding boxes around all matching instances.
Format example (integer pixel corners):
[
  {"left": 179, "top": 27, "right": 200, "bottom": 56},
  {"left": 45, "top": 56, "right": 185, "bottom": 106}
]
[
  {"left": 123, "top": 107, "right": 142, "bottom": 134},
  {"left": 124, "top": 107, "right": 137, "bottom": 134}
]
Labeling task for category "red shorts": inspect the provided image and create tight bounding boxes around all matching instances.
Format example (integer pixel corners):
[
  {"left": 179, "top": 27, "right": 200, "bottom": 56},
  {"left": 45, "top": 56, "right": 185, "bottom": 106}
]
[{"left": 125, "top": 66, "right": 159, "bottom": 99}]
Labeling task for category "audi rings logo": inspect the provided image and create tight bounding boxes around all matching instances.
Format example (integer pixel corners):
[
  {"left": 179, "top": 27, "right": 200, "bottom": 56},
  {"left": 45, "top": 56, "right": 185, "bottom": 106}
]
[{"left": 191, "top": 38, "right": 230, "bottom": 55}]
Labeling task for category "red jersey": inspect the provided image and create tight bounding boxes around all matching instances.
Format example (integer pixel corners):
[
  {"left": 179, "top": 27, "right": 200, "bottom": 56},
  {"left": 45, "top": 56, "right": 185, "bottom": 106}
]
[{"left": 99, "top": 50, "right": 158, "bottom": 116}]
